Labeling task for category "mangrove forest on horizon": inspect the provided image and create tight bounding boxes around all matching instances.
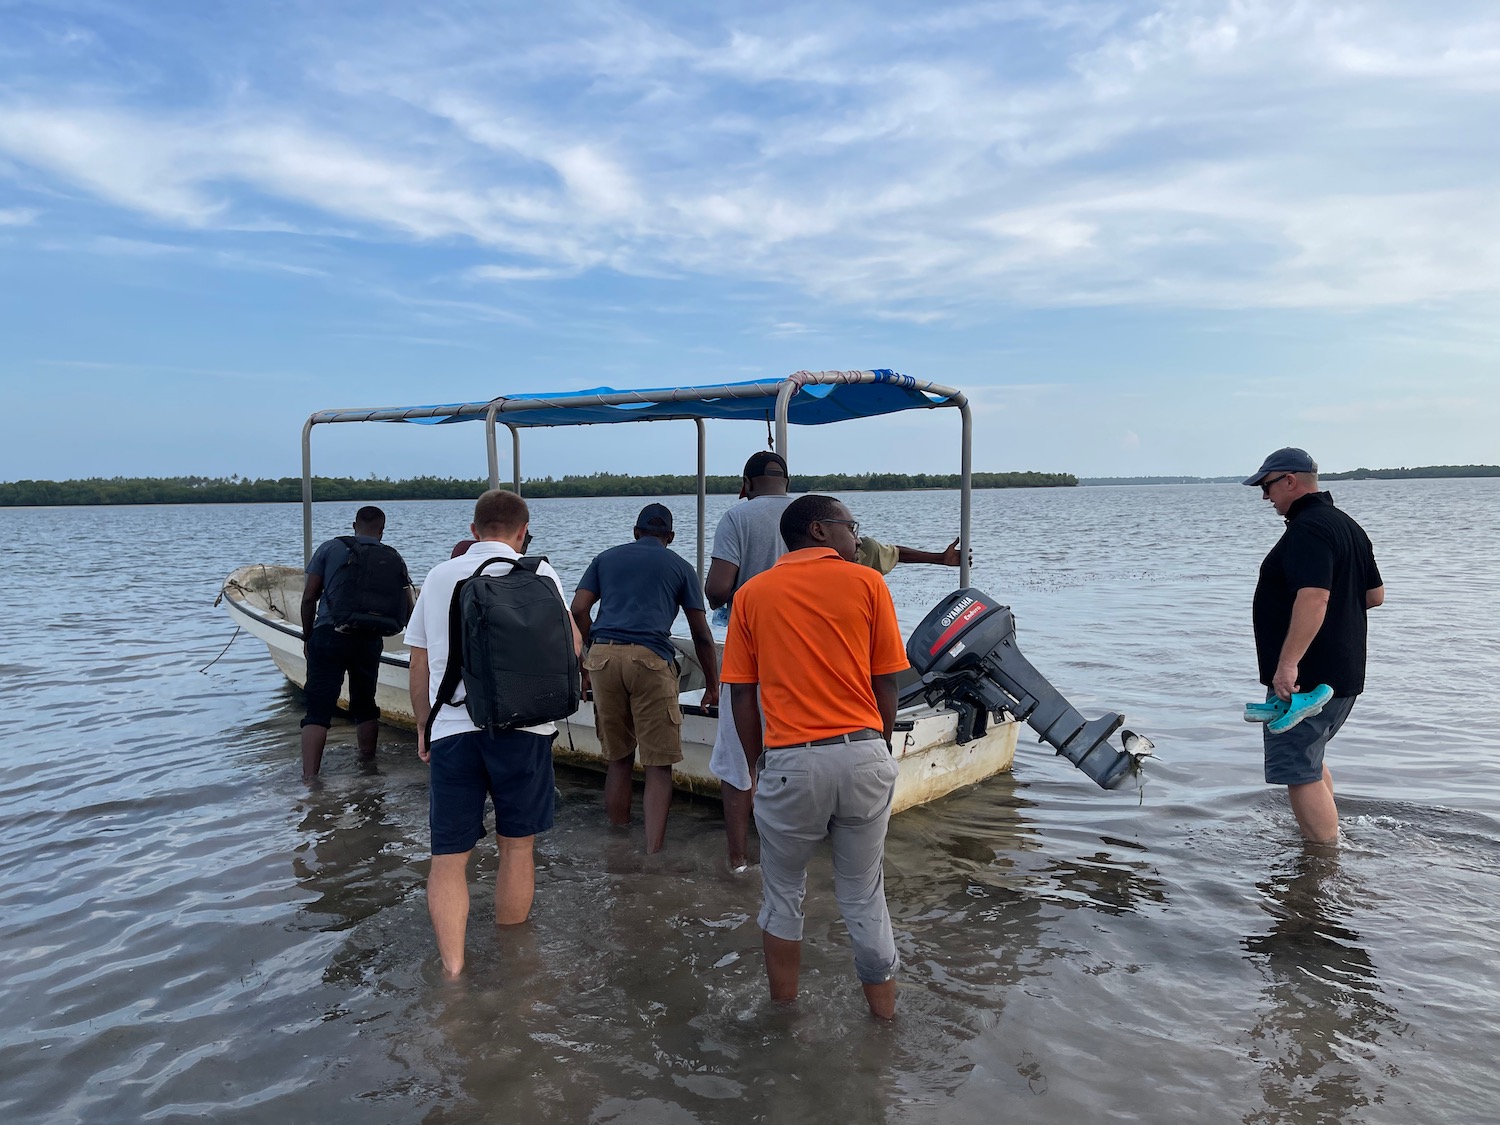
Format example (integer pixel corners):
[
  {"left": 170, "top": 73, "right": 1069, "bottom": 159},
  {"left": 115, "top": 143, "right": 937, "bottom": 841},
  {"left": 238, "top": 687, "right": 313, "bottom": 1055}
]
[
  {"left": 1079, "top": 464, "right": 1500, "bottom": 486},
  {"left": 0, "top": 470, "right": 1078, "bottom": 507}
]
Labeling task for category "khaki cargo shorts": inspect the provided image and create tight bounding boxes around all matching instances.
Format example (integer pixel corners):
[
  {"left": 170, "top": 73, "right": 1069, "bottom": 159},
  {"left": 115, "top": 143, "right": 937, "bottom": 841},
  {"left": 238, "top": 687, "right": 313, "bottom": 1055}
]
[{"left": 582, "top": 643, "right": 684, "bottom": 767}]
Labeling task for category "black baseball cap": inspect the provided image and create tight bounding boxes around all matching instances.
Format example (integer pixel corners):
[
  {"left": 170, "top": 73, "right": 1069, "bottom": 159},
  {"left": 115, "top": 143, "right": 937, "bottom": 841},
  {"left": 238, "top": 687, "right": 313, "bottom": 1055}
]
[
  {"left": 635, "top": 503, "right": 673, "bottom": 533},
  {"left": 743, "top": 451, "right": 788, "bottom": 479},
  {"left": 1243, "top": 447, "right": 1317, "bottom": 486}
]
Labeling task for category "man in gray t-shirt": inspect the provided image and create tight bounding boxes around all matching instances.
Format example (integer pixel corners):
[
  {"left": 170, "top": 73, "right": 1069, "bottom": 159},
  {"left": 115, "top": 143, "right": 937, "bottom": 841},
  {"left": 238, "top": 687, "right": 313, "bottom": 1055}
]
[
  {"left": 705, "top": 453, "right": 795, "bottom": 612},
  {"left": 705, "top": 451, "right": 792, "bottom": 869}
]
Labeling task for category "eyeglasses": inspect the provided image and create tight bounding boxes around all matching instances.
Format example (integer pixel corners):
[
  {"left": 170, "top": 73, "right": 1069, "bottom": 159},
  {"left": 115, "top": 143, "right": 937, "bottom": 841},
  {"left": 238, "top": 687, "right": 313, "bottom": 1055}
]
[
  {"left": 1259, "top": 474, "right": 1291, "bottom": 496},
  {"left": 819, "top": 518, "right": 859, "bottom": 537}
]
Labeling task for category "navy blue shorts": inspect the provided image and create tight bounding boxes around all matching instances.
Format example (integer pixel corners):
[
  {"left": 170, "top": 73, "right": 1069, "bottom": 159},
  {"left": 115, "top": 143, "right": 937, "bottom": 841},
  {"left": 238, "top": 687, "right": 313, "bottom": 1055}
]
[
  {"left": 428, "top": 729, "right": 556, "bottom": 853},
  {"left": 301, "top": 625, "right": 383, "bottom": 728},
  {"left": 1263, "top": 695, "right": 1357, "bottom": 786}
]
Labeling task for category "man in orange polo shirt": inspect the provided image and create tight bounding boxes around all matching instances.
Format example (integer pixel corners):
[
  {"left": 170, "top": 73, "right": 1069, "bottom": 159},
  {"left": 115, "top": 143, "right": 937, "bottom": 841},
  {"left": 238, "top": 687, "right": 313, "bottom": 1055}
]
[{"left": 719, "top": 494, "right": 910, "bottom": 1021}]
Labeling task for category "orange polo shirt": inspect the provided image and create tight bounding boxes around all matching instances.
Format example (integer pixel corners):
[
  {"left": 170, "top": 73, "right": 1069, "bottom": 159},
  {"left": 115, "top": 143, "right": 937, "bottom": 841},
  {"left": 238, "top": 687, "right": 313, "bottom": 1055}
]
[{"left": 719, "top": 547, "right": 910, "bottom": 745}]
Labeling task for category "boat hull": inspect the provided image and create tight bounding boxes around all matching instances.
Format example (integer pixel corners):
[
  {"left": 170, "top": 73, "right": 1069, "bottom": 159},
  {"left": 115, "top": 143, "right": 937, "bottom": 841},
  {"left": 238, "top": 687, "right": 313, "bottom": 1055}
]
[{"left": 220, "top": 564, "right": 1016, "bottom": 813}]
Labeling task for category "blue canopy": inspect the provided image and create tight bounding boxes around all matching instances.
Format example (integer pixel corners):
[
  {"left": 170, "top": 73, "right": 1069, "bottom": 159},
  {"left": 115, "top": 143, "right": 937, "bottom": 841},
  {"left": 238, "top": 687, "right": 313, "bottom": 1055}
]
[
  {"left": 308, "top": 371, "right": 960, "bottom": 429},
  {"left": 301, "top": 369, "right": 974, "bottom": 584}
]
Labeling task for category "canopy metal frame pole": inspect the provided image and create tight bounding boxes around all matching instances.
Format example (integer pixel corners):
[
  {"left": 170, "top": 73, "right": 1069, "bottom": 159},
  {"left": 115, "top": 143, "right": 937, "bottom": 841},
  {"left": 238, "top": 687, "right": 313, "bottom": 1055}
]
[
  {"left": 958, "top": 403, "right": 972, "bottom": 588},
  {"left": 301, "top": 417, "right": 315, "bottom": 566},
  {"left": 695, "top": 418, "right": 707, "bottom": 581},
  {"left": 772, "top": 373, "right": 970, "bottom": 588},
  {"left": 483, "top": 410, "right": 523, "bottom": 495}
]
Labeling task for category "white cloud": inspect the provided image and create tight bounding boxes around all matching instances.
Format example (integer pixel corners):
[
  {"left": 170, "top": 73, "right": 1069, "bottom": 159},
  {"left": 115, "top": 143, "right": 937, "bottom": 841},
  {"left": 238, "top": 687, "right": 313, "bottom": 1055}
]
[
  {"left": 0, "top": 1, "right": 1498, "bottom": 317},
  {"left": 0, "top": 206, "right": 39, "bottom": 225},
  {"left": 465, "top": 264, "right": 578, "bottom": 282}
]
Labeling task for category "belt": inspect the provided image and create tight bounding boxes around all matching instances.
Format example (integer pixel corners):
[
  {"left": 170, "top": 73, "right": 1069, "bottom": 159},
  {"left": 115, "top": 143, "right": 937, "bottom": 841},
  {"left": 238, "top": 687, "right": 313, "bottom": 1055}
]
[{"left": 767, "top": 727, "right": 884, "bottom": 750}]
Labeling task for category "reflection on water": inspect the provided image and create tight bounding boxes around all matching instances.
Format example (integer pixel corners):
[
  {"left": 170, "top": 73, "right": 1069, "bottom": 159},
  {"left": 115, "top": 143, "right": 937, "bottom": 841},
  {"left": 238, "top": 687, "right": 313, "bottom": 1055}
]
[
  {"left": 1, "top": 480, "right": 1499, "bottom": 1123},
  {"left": 1241, "top": 854, "right": 1402, "bottom": 1125}
]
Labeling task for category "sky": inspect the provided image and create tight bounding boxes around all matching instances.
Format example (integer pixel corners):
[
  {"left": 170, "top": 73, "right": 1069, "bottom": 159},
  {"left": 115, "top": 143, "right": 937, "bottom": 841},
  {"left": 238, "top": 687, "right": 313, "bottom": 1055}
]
[{"left": 1, "top": 0, "right": 1497, "bottom": 483}]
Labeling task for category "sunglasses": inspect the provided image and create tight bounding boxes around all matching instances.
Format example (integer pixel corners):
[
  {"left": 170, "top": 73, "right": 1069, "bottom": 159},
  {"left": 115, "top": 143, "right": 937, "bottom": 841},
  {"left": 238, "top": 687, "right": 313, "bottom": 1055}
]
[
  {"left": 819, "top": 518, "right": 860, "bottom": 537},
  {"left": 1259, "top": 474, "right": 1291, "bottom": 495}
]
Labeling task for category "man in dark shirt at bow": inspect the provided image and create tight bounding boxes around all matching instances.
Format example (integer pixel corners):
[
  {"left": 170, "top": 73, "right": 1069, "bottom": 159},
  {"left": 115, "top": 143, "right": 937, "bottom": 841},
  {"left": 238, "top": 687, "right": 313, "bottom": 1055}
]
[{"left": 1245, "top": 448, "right": 1384, "bottom": 845}]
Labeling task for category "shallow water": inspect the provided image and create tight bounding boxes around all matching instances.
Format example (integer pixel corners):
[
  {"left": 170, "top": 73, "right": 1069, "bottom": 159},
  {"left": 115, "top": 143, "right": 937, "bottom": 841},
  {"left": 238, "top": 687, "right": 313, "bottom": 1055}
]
[{"left": 1, "top": 479, "right": 1497, "bottom": 1124}]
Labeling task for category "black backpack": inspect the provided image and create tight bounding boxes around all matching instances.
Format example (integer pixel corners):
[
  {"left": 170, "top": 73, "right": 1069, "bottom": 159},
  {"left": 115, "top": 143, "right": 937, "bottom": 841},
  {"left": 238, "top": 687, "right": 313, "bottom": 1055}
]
[
  {"left": 324, "top": 537, "right": 409, "bottom": 636},
  {"left": 426, "top": 555, "right": 581, "bottom": 742}
]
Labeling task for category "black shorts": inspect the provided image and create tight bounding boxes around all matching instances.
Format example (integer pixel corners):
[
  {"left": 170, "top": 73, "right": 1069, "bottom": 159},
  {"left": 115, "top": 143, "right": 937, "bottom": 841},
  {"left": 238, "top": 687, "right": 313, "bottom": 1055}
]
[
  {"left": 428, "top": 729, "right": 556, "bottom": 853},
  {"left": 301, "top": 625, "right": 384, "bottom": 728}
]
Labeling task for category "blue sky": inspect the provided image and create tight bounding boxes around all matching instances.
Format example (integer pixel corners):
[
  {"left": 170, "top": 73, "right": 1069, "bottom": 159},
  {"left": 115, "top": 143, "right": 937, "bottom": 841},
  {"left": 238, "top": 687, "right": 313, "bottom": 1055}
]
[{"left": 1, "top": 0, "right": 1496, "bottom": 482}]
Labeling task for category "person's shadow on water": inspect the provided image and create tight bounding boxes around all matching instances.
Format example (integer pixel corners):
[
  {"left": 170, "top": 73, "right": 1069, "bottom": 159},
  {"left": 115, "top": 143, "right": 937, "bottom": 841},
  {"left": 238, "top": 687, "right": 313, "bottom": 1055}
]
[{"left": 1239, "top": 851, "right": 1402, "bottom": 1125}]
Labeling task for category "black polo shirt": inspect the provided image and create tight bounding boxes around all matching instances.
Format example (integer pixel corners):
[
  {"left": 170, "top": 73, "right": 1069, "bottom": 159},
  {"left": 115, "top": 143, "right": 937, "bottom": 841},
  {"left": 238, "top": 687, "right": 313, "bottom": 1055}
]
[{"left": 1253, "top": 492, "right": 1382, "bottom": 696}]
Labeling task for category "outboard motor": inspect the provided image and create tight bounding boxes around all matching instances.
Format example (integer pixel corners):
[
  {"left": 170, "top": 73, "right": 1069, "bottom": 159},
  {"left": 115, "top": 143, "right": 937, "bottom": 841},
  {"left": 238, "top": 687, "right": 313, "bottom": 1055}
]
[{"left": 902, "top": 589, "right": 1146, "bottom": 790}]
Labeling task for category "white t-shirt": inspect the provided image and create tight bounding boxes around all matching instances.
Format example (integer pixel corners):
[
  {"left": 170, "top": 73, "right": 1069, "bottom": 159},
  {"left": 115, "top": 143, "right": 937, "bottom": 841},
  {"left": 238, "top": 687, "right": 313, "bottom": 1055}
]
[{"left": 405, "top": 542, "right": 568, "bottom": 742}]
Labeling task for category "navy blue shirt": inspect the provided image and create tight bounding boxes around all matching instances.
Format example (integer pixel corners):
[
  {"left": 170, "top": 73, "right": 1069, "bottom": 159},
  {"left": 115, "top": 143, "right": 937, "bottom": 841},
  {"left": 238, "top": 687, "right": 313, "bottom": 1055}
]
[{"left": 577, "top": 537, "right": 705, "bottom": 661}]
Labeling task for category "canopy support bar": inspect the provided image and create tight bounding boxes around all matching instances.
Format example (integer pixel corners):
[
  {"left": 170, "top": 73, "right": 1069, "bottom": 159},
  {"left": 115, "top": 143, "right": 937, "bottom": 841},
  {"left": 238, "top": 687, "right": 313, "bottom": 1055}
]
[
  {"left": 301, "top": 417, "right": 314, "bottom": 566},
  {"left": 695, "top": 418, "right": 707, "bottom": 581},
  {"left": 959, "top": 403, "right": 972, "bottom": 589}
]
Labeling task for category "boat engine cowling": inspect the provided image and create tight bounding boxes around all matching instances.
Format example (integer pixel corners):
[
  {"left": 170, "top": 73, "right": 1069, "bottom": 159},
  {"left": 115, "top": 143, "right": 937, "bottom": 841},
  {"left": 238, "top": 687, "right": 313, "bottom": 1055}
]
[{"left": 901, "top": 589, "right": 1139, "bottom": 790}]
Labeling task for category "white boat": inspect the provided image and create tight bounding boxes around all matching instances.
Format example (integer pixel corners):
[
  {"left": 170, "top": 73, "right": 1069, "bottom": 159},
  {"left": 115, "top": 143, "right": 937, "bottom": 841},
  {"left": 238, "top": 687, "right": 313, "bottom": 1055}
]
[
  {"left": 221, "top": 371, "right": 1022, "bottom": 813},
  {"left": 219, "top": 563, "right": 1017, "bottom": 814}
]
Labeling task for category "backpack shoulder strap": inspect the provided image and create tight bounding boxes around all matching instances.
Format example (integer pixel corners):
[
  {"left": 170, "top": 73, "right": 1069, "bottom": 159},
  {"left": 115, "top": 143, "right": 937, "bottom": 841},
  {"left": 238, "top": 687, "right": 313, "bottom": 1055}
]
[
  {"left": 510, "top": 555, "right": 546, "bottom": 574},
  {"left": 424, "top": 575, "right": 472, "bottom": 747}
]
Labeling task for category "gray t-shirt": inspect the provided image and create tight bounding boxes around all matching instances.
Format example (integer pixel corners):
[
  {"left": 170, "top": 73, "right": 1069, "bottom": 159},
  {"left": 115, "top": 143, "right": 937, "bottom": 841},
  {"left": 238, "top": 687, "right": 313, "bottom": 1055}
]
[{"left": 711, "top": 494, "right": 795, "bottom": 601}]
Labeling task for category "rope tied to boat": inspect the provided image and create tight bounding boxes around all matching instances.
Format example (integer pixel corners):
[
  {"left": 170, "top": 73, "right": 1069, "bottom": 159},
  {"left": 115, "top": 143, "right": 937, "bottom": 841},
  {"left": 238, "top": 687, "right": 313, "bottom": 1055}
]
[{"left": 199, "top": 626, "right": 242, "bottom": 673}]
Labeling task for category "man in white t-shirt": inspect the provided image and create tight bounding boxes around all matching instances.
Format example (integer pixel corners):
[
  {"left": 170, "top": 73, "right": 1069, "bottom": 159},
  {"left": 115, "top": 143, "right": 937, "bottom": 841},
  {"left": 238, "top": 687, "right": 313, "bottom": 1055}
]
[
  {"left": 405, "top": 489, "right": 581, "bottom": 977},
  {"left": 704, "top": 451, "right": 796, "bottom": 870}
]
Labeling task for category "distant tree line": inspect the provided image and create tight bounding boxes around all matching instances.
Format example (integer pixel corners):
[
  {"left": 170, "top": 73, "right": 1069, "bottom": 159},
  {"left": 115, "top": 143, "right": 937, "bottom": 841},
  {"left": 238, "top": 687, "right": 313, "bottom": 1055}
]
[
  {"left": 1081, "top": 476, "right": 1241, "bottom": 485},
  {"left": 1082, "top": 465, "right": 1499, "bottom": 486},
  {"left": 0, "top": 469, "right": 1077, "bottom": 507},
  {"left": 1319, "top": 465, "right": 1500, "bottom": 480}
]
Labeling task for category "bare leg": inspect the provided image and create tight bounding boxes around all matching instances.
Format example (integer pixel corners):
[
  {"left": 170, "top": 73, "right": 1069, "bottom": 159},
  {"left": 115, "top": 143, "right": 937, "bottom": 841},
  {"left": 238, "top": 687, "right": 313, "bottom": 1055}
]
[
  {"left": 355, "top": 719, "right": 379, "bottom": 760},
  {"left": 862, "top": 980, "right": 897, "bottom": 1021},
  {"left": 642, "top": 765, "right": 673, "bottom": 854},
  {"left": 427, "top": 850, "right": 473, "bottom": 976},
  {"left": 1288, "top": 766, "right": 1339, "bottom": 844},
  {"left": 495, "top": 834, "right": 537, "bottom": 925},
  {"left": 763, "top": 931, "right": 801, "bottom": 1003},
  {"left": 604, "top": 756, "right": 635, "bottom": 827},
  {"left": 722, "top": 782, "right": 753, "bottom": 869},
  {"left": 300, "top": 724, "right": 329, "bottom": 781}
]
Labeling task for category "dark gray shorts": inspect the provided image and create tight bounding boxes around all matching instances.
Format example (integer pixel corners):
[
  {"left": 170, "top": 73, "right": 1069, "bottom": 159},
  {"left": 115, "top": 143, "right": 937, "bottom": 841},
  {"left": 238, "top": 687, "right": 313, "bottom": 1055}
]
[{"left": 1263, "top": 695, "right": 1357, "bottom": 786}]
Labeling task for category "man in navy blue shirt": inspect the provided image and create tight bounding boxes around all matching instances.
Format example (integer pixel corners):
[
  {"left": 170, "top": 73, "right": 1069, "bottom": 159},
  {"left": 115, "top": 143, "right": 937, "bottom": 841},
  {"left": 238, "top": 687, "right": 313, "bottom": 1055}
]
[
  {"left": 299, "top": 506, "right": 414, "bottom": 781},
  {"left": 571, "top": 504, "right": 720, "bottom": 852}
]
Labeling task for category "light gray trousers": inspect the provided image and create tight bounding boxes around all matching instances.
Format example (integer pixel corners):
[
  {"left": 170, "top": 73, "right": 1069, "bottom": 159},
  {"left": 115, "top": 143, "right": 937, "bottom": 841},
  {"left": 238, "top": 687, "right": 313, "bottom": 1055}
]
[{"left": 753, "top": 736, "right": 900, "bottom": 984}]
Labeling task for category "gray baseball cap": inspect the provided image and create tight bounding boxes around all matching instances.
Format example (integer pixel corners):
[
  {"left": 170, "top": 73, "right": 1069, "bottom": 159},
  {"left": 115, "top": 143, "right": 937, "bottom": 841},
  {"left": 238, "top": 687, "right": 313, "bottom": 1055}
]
[{"left": 1243, "top": 447, "right": 1317, "bottom": 486}]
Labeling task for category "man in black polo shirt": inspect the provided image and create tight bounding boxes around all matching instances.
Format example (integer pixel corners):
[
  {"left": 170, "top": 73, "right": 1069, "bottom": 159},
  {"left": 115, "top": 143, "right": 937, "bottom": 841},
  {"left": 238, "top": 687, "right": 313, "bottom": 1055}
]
[
  {"left": 1244, "top": 448, "right": 1384, "bottom": 844},
  {"left": 571, "top": 504, "right": 721, "bottom": 853}
]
